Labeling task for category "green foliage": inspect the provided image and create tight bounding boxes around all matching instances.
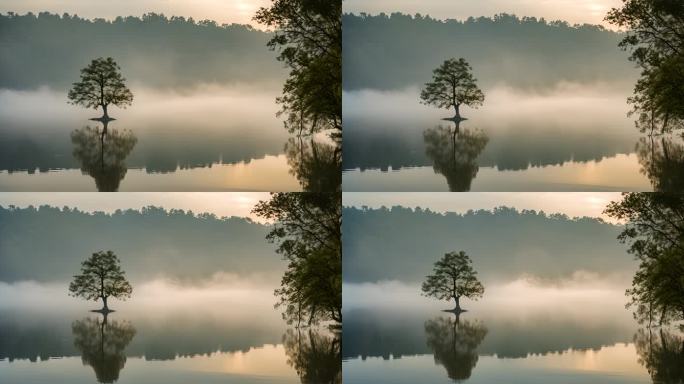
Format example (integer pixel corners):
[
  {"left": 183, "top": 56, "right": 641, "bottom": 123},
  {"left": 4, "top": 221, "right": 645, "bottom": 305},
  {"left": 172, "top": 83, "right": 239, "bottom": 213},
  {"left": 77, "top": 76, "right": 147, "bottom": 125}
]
[
  {"left": 67, "top": 57, "right": 133, "bottom": 116},
  {"left": 420, "top": 58, "right": 485, "bottom": 117},
  {"left": 605, "top": 193, "right": 684, "bottom": 324},
  {"left": 253, "top": 193, "right": 341, "bottom": 325},
  {"left": 421, "top": 251, "right": 485, "bottom": 308},
  {"left": 606, "top": 0, "right": 684, "bottom": 131},
  {"left": 254, "top": 0, "right": 341, "bottom": 136},
  {"left": 68, "top": 251, "right": 133, "bottom": 308}
]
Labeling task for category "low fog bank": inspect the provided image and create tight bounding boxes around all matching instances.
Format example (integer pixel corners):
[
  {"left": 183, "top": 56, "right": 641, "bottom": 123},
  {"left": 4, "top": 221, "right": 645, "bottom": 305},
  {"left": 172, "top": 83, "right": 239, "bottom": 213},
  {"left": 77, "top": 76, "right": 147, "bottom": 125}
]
[
  {"left": 343, "top": 275, "right": 630, "bottom": 317},
  {"left": 0, "top": 277, "right": 280, "bottom": 318},
  {"left": 0, "top": 84, "right": 283, "bottom": 131},
  {"left": 343, "top": 83, "right": 632, "bottom": 125}
]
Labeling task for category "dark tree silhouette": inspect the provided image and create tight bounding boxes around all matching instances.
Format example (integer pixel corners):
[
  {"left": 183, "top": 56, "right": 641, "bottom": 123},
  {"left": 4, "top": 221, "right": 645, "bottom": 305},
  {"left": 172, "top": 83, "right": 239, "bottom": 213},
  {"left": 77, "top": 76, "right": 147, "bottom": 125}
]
[
  {"left": 636, "top": 135, "right": 684, "bottom": 192},
  {"left": 254, "top": 0, "right": 341, "bottom": 136},
  {"left": 605, "top": 193, "right": 684, "bottom": 324},
  {"left": 68, "top": 251, "right": 133, "bottom": 312},
  {"left": 282, "top": 329, "right": 341, "bottom": 384},
  {"left": 252, "top": 193, "right": 341, "bottom": 325},
  {"left": 284, "top": 137, "right": 341, "bottom": 192},
  {"left": 422, "top": 251, "right": 485, "bottom": 312},
  {"left": 67, "top": 57, "right": 133, "bottom": 120},
  {"left": 72, "top": 316, "right": 136, "bottom": 383},
  {"left": 71, "top": 121, "right": 137, "bottom": 192},
  {"left": 424, "top": 315, "right": 488, "bottom": 381},
  {"left": 420, "top": 58, "right": 485, "bottom": 119},
  {"left": 606, "top": 1, "right": 684, "bottom": 132},
  {"left": 423, "top": 121, "right": 489, "bottom": 191},
  {"left": 634, "top": 327, "right": 684, "bottom": 383}
]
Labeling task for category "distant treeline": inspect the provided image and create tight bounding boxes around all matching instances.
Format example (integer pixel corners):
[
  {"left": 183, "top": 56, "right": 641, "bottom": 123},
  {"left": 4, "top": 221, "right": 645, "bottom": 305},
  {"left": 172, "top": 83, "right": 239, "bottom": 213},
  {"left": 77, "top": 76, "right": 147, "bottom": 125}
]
[
  {"left": 342, "top": 13, "right": 637, "bottom": 90},
  {"left": 0, "top": 12, "right": 285, "bottom": 89},
  {"left": 343, "top": 206, "right": 631, "bottom": 283},
  {"left": 0, "top": 205, "right": 279, "bottom": 282}
]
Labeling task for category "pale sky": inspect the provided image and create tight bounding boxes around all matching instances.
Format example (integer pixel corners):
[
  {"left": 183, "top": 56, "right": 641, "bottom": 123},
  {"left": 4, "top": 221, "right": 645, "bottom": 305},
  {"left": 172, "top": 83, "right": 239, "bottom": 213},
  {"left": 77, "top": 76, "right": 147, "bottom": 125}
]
[
  {"left": 343, "top": 192, "right": 625, "bottom": 221},
  {"left": 344, "top": 0, "right": 622, "bottom": 27},
  {"left": 0, "top": 0, "right": 271, "bottom": 26},
  {"left": 0, "top": 192, "right": 271, "bottom": 221}
]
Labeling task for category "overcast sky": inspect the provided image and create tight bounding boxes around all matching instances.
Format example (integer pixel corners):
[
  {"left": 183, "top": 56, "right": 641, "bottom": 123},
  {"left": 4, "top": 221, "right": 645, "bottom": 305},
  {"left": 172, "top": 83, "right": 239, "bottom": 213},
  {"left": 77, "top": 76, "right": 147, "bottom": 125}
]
[
  {"left": 344, "top": 192, "right": 624, "bottom": 221},
  {"left": 0, "top": 192, "right": 271, "bottom": 220},
  {"left": 0, "top": 0, "right": 271, "bottom": 26},
  {"left": 344, "top": 0, "right": 622, "bottom": 27}
]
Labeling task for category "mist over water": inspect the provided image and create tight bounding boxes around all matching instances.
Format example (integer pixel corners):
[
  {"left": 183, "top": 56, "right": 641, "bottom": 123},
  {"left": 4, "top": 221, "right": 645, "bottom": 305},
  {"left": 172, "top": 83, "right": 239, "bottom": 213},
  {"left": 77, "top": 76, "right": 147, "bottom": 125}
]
[{"left": 342, "top": 84, "right": 652, "bottom": 191}]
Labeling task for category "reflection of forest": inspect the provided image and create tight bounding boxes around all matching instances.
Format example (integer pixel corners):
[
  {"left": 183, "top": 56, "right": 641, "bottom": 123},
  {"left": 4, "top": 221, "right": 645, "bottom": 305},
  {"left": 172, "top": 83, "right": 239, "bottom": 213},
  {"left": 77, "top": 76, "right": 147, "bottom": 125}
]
[
  {"left": 423, "top": 122, "right": 488, "bottom": 192},
  {"left": 71, "top": 123, "right": 136, "bottom": 192},
  {"left": 342, "top": 308, "right": 636, "bottom": 360},
  {"left": 285, "top": 137, "right": 341, "bottom": 192},
  {"left": 634, "top": 328, "right": 684, "bottom": 383},
  {"left": 424, "top": 315, "right": 487, "bottom": 381},
  {"left": 72, "top": 316, "right": 136, "bottom": 383},
  {"left": 636, "top": 135, "right": 684, "bottom": 192},
  {"left": 282, "top": 329, "right": 341, "bottom": 384}
]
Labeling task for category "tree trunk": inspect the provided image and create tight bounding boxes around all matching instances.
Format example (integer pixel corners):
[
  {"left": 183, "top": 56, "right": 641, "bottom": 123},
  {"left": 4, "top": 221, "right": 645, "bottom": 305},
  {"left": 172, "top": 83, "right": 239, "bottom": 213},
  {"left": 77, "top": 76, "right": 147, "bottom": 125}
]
[
  {"left": 453, "top": 104, "right": 461, "bottom": 119},
  {"left": 102, "top": 104, "right": 109, "bottom": 120},
  {"left": 102, "top": 296, "right": 109, "bottom": 311},
  {"left": 454, "top": 296, "right": 461, "bottom": 311}
]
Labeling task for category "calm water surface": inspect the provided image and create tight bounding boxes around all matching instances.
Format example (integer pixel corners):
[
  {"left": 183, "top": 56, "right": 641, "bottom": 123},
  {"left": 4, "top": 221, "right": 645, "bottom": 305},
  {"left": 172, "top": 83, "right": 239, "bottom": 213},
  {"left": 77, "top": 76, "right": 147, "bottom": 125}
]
[
  {"left": 0, "top": 88, "right": 340, "bottom": 192},
  {"left": 342, "top": 305, "right": 682, "bottom": 384},
  {"left": 0, "top": 301, "right": 340, "bottom": 383},
  {"left": 342, "top": 87, "right": 681, "bottom": 191}
]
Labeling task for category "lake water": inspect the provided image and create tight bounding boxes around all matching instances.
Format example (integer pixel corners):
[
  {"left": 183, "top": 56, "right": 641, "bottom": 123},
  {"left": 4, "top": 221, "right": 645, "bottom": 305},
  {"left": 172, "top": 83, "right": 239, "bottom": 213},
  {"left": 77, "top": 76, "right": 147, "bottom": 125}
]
[
  {"left": 0, "top": 87, "right": 340, "bottom": 192},
  {"left": 342, "top": 282, "right": 683, "bottom": 384},
  {"left": 0, "top": 294, "right": 341, "bottom": 383},
  {"left": 342, "top": 86, "right": 681, "bottom": 191}
]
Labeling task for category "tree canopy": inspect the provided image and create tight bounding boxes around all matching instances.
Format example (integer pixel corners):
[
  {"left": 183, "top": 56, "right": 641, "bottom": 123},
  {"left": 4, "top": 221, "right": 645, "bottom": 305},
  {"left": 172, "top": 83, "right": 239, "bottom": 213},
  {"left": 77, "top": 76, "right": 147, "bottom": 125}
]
[
  {"left": 606, "top": 0, "right": 684, "bottom": 132},
  {"left": 252, "top": 193, "right": 342, "bottom": 325},
  {"left": 421, "top": 251, "right": 485, "bottom": 311},
  {"left": 420, "top": 58, "right": 485, "bottom": 118},
  {"left": 68, "top": 250, "right": 133, "bottom": 311},
  {"left": 67, "top": 57, "right": 133, "bottom": 118},
  {"left": 604, "top": 193, "right": 684, "bottom": 324},
  {"left": 254, "top": 0, "right": 341, "bottom": 136}
]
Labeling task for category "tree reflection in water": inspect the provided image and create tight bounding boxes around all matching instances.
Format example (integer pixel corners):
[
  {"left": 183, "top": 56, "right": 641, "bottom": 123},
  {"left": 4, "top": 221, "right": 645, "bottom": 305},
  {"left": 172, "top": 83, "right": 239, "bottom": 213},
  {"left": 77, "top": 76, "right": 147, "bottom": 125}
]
[
  {"left": 634, "top": 327, "right": 684, "bottom": 384},
  {"left": 282, "top": 328, "right": 341, "bottom": 384},
  {"left": 72, "top": 315, "right": 136, "bottom": 383},
  {"left": 424, "top": 314, "right": 488, "bottom": 382},
  {"left": 423, "top": 120, "right": 488, "bottom": 192},
  {"left": 71, "top": 120, "right": 137, "bottom": 192},
  {"left": 636, "top": 135, "right": 684, "bottom": 192},
  {"left": 285, "top": 136, "right": 341, "bottom": 192}
]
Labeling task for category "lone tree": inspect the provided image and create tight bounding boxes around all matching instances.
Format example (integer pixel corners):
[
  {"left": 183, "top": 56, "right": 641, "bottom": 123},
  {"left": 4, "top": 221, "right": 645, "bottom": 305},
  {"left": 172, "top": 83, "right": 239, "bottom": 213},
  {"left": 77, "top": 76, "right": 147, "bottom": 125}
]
[
  {"left": 68, "top": 57, "right": 133, "bottom": 120},
  {"left": 69, "top": 251, "right": 133, "bottom": 312},
  {"left": 422, "top": 251, "right": 485, "bottom": 312},
  {"left": 420, "top": 58, "right": 485, "bottom": 119}
]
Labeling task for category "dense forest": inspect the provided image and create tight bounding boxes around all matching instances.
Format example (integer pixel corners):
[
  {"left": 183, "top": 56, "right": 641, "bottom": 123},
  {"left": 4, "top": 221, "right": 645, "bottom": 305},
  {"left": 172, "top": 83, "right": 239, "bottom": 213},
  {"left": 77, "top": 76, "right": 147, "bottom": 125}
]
[
  {"left": 0, "top": 205, "right": 280, "bottom": 282},
  {"left": 343, "top": 206, "right": 632, "bottom": 283},
  {"left": 342, "top": 13, "right": 637, "bottom": 90},
  {"left": 0, "top": 12, "right": 285, "bottom": 89}
]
